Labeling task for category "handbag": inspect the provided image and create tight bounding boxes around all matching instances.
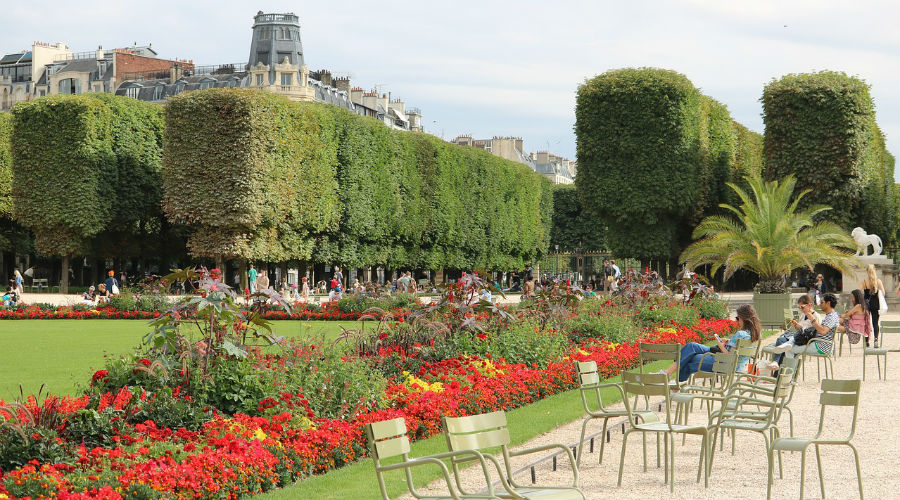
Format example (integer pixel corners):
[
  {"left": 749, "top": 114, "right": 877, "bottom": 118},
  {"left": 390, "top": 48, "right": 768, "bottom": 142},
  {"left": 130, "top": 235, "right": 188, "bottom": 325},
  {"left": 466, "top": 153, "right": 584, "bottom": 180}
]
[
  {"left": 878, "top": 289, "right": 888, "bottom": 315},
  {"left": 793, "top": 326, "right": 817, "bottom": 346},
  {"left": 111, "top": 284, "right": 120, "bottom": 295}
]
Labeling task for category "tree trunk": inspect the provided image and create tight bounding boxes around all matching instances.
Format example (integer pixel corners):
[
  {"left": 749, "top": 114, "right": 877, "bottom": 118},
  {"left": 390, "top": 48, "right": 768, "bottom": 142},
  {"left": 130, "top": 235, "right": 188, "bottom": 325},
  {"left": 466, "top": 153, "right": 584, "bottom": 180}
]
[
  {"left": 60, "top": 255, "right": 70, "bottom": 294},
  {"left": 239, "top": 259, "right": 248, "bottom": 291},
  {"left": 215, "top": 255, "right": 225, "bottom": 273}
]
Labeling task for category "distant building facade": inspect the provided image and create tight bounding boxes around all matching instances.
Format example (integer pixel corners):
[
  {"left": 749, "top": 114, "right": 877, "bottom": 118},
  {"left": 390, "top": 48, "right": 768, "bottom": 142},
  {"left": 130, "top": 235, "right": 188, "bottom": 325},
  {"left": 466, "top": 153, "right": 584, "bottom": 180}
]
[
  {"left": 1, "top": 12, "right": 423, "bottom": 132},
  {"left": 450, "top": 135, "right": 576, "bottom": 184}
]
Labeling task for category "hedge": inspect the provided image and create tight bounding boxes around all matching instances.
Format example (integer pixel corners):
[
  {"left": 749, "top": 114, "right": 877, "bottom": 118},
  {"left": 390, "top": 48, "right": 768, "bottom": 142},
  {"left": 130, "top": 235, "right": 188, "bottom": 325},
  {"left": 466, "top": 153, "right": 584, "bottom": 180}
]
[
  {"left": 11, "top": 95, "right": 116, "bottom": 257},
  {"left": 0, "top": 112, "right": 10, "bottom": 219},
  {"left": 165, "top": 89, "right": 551, "bottom": 270},
  {"left": 575, "top": 68, "right": 754, "bottom": 260},
  {"left": 163, "top": 90, "right": 340, "bottom": 262},
  {"left": 549, "top": 184, "right": 605, "bottom": 253},
  {"left": 762, "top": 71, "right": 896, "bottom": 237}
]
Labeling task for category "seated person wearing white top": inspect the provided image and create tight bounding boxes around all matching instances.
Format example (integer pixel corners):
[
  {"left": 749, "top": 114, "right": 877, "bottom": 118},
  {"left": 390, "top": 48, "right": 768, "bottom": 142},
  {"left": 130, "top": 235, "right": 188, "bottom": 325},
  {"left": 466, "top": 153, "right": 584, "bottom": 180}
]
[{"left": 771, "top": 293, "right": 839, "bottom": 365}]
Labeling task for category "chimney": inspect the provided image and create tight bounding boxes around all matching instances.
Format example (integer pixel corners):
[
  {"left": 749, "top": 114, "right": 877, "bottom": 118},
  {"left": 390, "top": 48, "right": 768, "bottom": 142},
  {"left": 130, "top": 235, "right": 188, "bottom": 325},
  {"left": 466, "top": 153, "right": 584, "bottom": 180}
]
[
  {"left": 334, "top": 77, "right": 351, "bottom": 93},
  {"left": 516, "top": 138, "right": 523, "bottom": 152},
  {"left": 319, "top": 70, "right": 332, "bottom": 86},
  {"left": 537, "top": 151, "right": 549, "bottom": 164}
]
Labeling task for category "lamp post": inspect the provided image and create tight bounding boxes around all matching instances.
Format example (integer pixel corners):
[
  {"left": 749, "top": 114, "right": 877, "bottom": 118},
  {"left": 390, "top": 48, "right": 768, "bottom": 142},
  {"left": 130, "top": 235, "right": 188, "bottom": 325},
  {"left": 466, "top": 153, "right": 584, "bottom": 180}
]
[{"left": 555, "top": 244, "right": 559, "bottom": 278}]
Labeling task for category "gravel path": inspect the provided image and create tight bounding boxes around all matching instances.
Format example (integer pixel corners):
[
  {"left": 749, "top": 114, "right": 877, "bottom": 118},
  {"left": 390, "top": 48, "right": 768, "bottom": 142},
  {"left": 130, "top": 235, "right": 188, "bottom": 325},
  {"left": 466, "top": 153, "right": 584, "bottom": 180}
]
[{"left": 403, "top": 316, "right": 900, "bottom": 500}]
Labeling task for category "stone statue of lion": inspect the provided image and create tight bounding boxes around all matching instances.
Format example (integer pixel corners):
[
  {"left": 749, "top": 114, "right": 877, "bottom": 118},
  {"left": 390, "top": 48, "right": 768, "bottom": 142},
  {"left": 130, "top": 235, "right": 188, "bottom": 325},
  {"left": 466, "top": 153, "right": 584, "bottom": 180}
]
[{"left": 851, "top": 227, "right": 883, "bottom": 257}]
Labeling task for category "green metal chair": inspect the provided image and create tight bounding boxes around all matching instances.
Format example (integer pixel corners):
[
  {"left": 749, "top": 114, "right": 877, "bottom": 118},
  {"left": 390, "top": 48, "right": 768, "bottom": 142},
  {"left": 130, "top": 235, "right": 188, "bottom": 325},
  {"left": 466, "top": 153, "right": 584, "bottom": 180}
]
[
  {"left": 726, "top": 356, "right": 802, "bottom": 438},
  {"left": 574, "top": 361, "right": 659, "bottom": 470},
  {"left": 672, "top": 351, "right": 738, "bottom": 429},
  {"left": 707, "top": 365, "right": 795, "bottom": 480},
  {"left": 617, "top": 371, "right": 710, "bottom": 492},
  {"left": 863, "top": 320, "right": 900, "bottom": 380},
  {"left": 797, "top": 327, "right": 836, "bottom": 381},
  {"left": 365, "top": 417, "right": 500, "bottom": 500},
  {"left": 767, "top": 379, "right": 863, "bottom": 500},
  {"left": 637, "top": 343, "right": 683, "bottom": 388},
  {"left": 442, "top": 411, "right": 586, "bottom": 500}
]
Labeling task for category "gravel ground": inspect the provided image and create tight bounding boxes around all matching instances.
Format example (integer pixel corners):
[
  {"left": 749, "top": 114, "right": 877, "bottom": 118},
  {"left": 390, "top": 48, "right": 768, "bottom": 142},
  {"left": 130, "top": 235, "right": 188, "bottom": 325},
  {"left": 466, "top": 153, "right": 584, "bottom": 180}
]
[{"left": 403, "top": 315, "right": 900, "bottom": 500}]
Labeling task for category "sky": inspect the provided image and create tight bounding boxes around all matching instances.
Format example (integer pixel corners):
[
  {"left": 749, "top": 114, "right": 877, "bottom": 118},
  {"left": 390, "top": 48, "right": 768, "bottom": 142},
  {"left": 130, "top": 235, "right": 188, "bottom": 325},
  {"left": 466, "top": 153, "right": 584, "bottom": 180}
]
[{"left": 4, "top": 0, "right": 899, "bottom": 182}]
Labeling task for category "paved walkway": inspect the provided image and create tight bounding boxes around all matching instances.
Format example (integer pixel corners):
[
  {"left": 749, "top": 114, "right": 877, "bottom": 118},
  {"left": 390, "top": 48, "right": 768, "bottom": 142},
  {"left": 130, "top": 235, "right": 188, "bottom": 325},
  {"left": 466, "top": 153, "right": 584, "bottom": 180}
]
[
  {"left": 13, "top": 290, "right": 771, "bottom": 308},
  {"left": 405, "top": 311, "right": 900, "bottom": 500}
]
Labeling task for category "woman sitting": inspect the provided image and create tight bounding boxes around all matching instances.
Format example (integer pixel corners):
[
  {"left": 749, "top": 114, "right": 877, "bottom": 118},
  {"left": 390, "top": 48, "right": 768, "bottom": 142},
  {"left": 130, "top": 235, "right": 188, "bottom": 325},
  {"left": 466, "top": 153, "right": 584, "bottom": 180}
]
[
  {"left": 840, "top": 289, "right": 872, "bottom": 346},
  {"left": 96, "top": 283, "right": 110, "bottom": 304},
  {"left": 660, "top": 304, "right": 761, "bottom": 382}
]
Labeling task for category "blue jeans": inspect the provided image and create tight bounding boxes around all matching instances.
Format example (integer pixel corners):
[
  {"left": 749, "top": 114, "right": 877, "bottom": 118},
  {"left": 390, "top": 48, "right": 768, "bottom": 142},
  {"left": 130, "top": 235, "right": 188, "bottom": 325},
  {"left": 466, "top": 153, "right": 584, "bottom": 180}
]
[{"left": 678, "top": 342, "right": 716, "bottom": 382}]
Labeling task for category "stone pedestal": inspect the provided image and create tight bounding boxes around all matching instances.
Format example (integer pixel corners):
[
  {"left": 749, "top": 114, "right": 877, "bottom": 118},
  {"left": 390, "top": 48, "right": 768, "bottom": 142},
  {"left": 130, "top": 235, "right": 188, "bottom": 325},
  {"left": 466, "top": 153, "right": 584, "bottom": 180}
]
[{"left": 842, "top": 256, "right": 899, "bottom": 304}]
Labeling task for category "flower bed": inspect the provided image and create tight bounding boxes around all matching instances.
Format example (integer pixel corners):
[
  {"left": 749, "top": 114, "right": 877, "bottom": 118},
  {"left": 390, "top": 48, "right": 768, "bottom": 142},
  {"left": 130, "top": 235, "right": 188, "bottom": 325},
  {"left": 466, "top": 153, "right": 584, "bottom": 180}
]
[
  {"left": 0, "top": 317, "right": 735, "bottom": 500},
  {"left": 0, "top": 303, "right": 409, "bottom": 322}
]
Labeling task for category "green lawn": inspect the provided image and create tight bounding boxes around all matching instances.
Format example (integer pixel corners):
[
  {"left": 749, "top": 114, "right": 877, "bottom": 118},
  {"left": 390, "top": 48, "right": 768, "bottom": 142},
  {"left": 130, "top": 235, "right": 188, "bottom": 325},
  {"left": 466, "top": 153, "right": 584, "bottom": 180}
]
[{"left": 0, "top": 319, "right": 366, "bottom": 401}]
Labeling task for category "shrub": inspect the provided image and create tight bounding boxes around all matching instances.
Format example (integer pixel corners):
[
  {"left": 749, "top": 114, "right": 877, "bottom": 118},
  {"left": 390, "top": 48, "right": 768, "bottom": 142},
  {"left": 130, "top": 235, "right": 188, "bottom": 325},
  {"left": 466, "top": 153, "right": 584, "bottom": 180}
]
[
  {"left": 637, "top": 303, "right": 699, "bottom": 327},
  {"left": 0, "top": 425, "right": 71, "bottom": 471},
  {"left": 694, "top": 297, "right": 729, "bottom": 320},
  {"left": 127, "top": 387, "right": 211, "bottom": 431},
  {"left": 0, "top": 111, "right": 11, "bottom": 218},
  {"left": 565, "top": 313, "right": 640, "bottom": 344},
  {"left": 190, "top": 356, "right": 278, "bottom": 416},
  {"left": 274, "top": 343, "right": 387, "bottom": 419},
  {"left": 439, "top": 321, "right": 568, "bottom": 368},
  {"left": 108, "top": 292, "right": 138, "bottom": 311}
]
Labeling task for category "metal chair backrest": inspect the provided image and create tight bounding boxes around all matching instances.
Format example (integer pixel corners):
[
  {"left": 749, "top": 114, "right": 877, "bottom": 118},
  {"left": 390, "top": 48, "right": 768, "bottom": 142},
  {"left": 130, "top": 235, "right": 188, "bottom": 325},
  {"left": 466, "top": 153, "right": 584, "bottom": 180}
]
[
  {"left": 815, "top": 379, "right": 861, "bottom": 442},
  {"left": 734, "top": 338, "right": 761, "bottom": 367},
  {"left": 703, "top": 351, "right": 739, "bottom": 389},
  {"left": 881, "top": 320, "right": 900, "bottom": 348},
  {"left": 622, "top": 371, "right": 671, "bottom": 425},
  {"left": 783, "top": 308, "right": 795, "bottom": 328},
  {"left": 443, "top": 411, "right": 511, "bottom": 454},
  {"left": 365, "top": 418, "right": 412, "bottom": 500},
  {"left": 576, "top": 361, "right": 613, "bottom": 413},
  {"left": 639, "top": 343, "right": 681, "bottom": 374}
]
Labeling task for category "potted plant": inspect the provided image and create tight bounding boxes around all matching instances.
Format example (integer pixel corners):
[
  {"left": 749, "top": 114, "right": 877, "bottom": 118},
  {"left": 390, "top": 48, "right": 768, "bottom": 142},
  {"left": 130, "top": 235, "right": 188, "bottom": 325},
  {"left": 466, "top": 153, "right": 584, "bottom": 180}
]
[{"left": 680, "top": 175, "right": 856, "bottom": 327}]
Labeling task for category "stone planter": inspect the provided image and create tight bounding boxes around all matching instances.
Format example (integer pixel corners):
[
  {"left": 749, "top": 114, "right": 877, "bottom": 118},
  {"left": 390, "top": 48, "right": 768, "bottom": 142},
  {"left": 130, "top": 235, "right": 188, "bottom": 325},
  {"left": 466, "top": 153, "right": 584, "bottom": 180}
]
[{"left": 753, "top": 292, "right": 792, "bottom": 328}]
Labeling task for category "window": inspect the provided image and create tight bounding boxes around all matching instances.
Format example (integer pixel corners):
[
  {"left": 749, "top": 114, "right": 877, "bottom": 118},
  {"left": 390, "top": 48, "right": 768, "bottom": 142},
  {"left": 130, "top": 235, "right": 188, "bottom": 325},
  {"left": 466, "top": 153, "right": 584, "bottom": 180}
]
[
  {"left": 277, "top": 52, "right": 292, "bottom": 65},
  {"left": 256, "top": 74, "right": 264, "bottom": 86},
  {"left": 58, "top": 78, "right": 77, "bottom": 94},
  {"left": 256, "top": 52, "right": 269, "bottom": 65},
  {"left": 259, "top": 27, "right": 272, "bottom": 40},
  {"left": 281, "top": 73, "right": 292, "bottom": 86},
  {"left": 278, "top": 28, "right": 289, "bottom": 40}
]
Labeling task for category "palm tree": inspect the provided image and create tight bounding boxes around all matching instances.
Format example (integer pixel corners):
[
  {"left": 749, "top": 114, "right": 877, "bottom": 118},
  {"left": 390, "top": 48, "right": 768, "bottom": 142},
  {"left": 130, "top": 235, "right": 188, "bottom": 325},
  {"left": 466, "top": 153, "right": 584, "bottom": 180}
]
[{"left": 680, "top": 175, "right": 856, "bottom": 293}]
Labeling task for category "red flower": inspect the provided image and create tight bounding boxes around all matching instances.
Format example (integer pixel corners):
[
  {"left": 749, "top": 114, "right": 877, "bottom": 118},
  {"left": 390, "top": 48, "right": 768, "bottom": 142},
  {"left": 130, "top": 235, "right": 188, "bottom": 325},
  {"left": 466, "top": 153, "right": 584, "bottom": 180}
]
[
  {"left": 476, "top": 333, "right": 487, "bottom": 340},
  {"left": 378, "top": 333, "right": 389, "bottom": 340},
  {"left": 138, "top": 358, "right": 151, "bottom": 366},
  {"left": 91, "top": 370, "right": 109, "bottom": 384}
]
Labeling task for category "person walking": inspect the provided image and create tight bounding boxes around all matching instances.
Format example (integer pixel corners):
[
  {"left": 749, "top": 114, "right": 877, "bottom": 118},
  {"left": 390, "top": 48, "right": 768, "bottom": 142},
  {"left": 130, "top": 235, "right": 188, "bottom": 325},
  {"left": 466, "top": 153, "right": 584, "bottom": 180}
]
[
  {"left": 334, "top": 266, "right": 344, "bottom": 290},
  {"left": 248, "top": 264, "right": 258, "bottom": 293},
  {"left": 813, "top": 274, "right": 827, "bottom": 305},
  {"left": 301, "top": 276, "right": 310, "bottom": 301},
  {"left": 860, "top": 264, "right": 886, "bottom": 345}
]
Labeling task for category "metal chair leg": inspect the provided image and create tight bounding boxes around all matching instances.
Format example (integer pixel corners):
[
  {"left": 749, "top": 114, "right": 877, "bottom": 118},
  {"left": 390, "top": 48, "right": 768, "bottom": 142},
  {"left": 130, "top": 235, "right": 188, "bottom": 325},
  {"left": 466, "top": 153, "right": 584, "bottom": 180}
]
[
  {"left": 815, "top": 444, "right": 825, "bottom": 499},
  {"left": 849, "top": 443, "right": 864, "bottom": 500},
  {"left": 576, "top": 417, "right": 591, "bottom": 469},
  {"left": 599, "top": 419, "right": 609, "bottom": 464}
]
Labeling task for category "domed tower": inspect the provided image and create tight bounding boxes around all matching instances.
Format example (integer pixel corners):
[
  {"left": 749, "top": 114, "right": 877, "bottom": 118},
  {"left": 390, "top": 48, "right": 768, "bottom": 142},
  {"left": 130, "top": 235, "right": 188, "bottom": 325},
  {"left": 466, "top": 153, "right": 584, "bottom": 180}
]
[{"left": 247, "top": 11, "right": 305, "bottom": 87}]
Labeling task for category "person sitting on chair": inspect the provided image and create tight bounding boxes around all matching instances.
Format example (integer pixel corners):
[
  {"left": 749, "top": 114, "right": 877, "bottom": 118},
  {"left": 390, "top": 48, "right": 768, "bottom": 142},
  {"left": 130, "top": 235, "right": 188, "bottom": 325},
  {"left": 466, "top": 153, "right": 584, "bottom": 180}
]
[
  {"left": 771, "top": 293, "right": 839, "bottom": 365},
  {"left": 659, "top": 304, "right": 761, "bottom": 382}
]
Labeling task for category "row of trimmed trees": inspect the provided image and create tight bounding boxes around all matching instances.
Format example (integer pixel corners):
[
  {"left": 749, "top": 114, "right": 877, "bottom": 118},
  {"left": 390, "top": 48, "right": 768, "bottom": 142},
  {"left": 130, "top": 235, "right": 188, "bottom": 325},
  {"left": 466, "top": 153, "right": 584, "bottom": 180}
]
[
  {"left": 570, "top": 68, "right": 899, "bottom": 272},
  {"left": 0, "top": 90, "right": 553, "bottom": 292}
]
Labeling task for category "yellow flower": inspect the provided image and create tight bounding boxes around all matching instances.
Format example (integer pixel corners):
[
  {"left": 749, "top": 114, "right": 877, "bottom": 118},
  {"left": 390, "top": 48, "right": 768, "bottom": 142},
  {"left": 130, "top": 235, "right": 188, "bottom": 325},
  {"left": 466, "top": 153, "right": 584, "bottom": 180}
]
[{"left": 253, "top": 428, "right": 268, "bottom": 442}]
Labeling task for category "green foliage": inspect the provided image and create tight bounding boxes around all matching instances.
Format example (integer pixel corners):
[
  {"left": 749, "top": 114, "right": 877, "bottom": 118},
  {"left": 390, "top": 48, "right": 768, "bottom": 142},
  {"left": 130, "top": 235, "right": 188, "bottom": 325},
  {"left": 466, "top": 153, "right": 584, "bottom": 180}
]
[
  {"left": 0, "top": 112, "right": 11, "bottom": 218},
  {"left": 681, "top": 175, "right": 857, "bottom": 292},
  {"left": 165, "top": 89, "right": 551, "bottom": 269},
  {"left": 439, "top": 322, "right": 568, "bottom": 368},
  {"left": 163, "top": 90, "right": 341, "bottom": 261},
  {"left": 192, "top": 356, "right": 278, "bottom": 416},
  {"left": 762, "top": 71, "right": 894, "bottom": 236},
  {"left": 276, "top": 345, "right": 387, "bottom": 419},
  {"left": 565, "top": 312, "right": 640, "bottom": 344},
  {"left": 10, "top": 95, "right": 116, "bottom": 256},
  {"left": 576, "top": 68, "right": 751, "bottom": 260},
  {"left": 695, "top": 297, "right": 728, "bottom": 320},
  {"left": 0, "top": 425, "right": 71, "bottom": 472},
  {"left": 637, "top": 303, "right": 700, "bottom": 326},
  {"left": 549, "top": 185, "right": 605, "bottom": 252}
]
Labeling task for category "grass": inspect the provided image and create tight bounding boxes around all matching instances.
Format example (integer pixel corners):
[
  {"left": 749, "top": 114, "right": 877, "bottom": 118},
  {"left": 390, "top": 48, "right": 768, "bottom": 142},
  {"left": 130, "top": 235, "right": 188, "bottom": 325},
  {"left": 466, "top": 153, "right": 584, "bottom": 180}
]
[
  {"left": 256, "top": 359, "right": 671, "bottom": 500},
  {"left": 0, "top": 319, "right": 366, "bottom": 401}
]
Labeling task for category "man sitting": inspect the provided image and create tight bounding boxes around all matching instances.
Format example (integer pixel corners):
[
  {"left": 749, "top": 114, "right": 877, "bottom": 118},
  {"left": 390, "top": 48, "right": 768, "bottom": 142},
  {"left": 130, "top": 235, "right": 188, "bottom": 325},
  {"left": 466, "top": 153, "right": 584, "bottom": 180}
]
[{"left": 771, "top": 293, "right": 839, "bottom": 365}]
